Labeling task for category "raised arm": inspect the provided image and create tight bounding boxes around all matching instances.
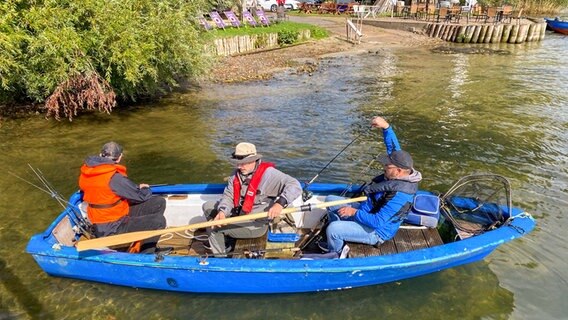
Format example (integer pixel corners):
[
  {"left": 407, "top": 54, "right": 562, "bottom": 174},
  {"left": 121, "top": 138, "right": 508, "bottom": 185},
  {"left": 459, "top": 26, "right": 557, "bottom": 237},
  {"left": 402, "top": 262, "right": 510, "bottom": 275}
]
[{"left": 371, "top": 116, "right": 401, "bottom": 155}]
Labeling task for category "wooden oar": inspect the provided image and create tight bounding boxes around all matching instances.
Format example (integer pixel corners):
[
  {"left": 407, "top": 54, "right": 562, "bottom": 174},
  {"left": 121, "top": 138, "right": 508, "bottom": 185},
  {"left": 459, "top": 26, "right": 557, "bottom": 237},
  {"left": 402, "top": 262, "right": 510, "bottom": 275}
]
[{"left": 76, "top": 196, "right": 367, "bottom": 252}]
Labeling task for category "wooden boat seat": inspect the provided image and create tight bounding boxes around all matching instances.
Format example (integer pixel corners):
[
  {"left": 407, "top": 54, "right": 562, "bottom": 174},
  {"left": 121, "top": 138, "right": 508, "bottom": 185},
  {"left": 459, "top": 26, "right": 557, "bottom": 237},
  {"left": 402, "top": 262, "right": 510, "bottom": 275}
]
[
  {"left": 347, "top": 227, "right": 443, "bottom": 258},
  {"left": 232, "top": 233, "right": 268, "bottom": 258}
]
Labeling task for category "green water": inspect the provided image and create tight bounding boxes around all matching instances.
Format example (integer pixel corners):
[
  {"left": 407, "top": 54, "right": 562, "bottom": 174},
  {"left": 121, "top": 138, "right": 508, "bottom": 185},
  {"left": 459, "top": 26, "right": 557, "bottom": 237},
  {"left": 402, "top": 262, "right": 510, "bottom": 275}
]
[{"left": 0, "top": 33, "right": 567, "bottom": 319}]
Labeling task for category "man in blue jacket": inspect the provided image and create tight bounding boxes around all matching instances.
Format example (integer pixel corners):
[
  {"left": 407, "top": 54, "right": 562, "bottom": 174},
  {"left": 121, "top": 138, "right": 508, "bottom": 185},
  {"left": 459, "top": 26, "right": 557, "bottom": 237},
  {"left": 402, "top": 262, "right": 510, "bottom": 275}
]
[{"left": 324, "top": 116, "right": 422, "bottom": 257}]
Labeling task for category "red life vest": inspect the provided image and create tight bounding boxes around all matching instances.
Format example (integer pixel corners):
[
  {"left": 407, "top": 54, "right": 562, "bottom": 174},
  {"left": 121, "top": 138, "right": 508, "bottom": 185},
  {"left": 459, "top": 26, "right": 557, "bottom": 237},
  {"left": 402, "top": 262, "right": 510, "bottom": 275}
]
[
  {"left": 79, "top": 163, "right": 129, "bottom": 224},
  {"left": 233, "top": 162, "right": 275, "bottom": 214}
]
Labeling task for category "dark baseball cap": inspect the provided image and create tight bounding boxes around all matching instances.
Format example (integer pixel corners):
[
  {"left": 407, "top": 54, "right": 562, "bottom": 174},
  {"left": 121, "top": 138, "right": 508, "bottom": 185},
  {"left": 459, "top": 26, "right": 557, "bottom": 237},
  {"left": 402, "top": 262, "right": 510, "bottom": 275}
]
[{"left": 378, "top": 150, "right": 413, "bottom": 170}]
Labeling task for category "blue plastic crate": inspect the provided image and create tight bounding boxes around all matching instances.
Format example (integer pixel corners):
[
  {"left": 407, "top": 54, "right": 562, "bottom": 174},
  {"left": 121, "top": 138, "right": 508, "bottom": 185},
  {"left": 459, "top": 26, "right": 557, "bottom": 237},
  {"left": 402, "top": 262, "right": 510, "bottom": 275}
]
[{"left": 267, "top": 231, "right": 300, "bottom": 242}]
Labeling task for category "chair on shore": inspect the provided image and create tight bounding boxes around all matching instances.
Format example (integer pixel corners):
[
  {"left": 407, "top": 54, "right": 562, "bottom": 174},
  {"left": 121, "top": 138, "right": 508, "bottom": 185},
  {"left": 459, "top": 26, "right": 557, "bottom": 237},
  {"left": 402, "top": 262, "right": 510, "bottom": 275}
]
[
  {"left": 224, "top": 10, "right": 241, "bottom": 28},
  {"left": 500, "top": 5, "right": 513, "bottom": 23},
  {"left": 484, "top": 7, "right": 498, "bottom": 24},
  {"left": 209, "top": 11, "right": 226, "bottom": 29},
  {"left": 394, "top": 4, "right": 404, "bottom": 17},
  {"left": 437, "top": 7, "right": 450, "bottom": 23},
  {"left": 198, "top": 17, "right": 213, "bottom": 31},
  {"left": 472, "top": 5, "right": 484, "bottom": 21},
  {"left": 405, "top": 4, "right": 418, "bottom": 19},
  {"left": 425, "top": 6, "right": 436, "bottom": 21},
  {"left": 243, "top": 11, "right": 257, "bottom": 27},
  {"left": 256, "top": 9, "right": 271, "bottom": 26}
]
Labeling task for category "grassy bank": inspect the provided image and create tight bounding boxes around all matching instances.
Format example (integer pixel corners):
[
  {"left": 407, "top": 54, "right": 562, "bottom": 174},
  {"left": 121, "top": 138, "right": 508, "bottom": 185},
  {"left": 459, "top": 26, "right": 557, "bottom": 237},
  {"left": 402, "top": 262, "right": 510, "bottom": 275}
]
[{"left": 207, "top": 21, "right": 328, "bottom": 40}]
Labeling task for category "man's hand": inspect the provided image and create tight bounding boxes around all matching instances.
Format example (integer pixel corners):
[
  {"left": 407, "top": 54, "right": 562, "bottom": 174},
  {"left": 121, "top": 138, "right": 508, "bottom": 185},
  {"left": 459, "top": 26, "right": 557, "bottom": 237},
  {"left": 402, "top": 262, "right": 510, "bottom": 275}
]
[
  {"left": 268, "top": 203, "right": 283, "bottom": 220},
  {"left": 338, "top": 206, "right": 357, "bottom": 218},
  {"left": 371, "top": 116, "right": 390, "bottom": 130},
  {"left": 212, "top": 211, "right": 226, "bottom": 229},
  {"left": 139, "top": 183, "right": 150, "bottom": 189}
]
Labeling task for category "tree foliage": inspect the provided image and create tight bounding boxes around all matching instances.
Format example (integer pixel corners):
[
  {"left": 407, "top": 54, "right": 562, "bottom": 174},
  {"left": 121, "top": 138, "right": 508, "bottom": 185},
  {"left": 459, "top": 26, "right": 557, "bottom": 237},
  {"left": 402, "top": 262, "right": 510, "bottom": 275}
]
[{"left": 0, "top": 0, "right": 212, "bottom": 119}]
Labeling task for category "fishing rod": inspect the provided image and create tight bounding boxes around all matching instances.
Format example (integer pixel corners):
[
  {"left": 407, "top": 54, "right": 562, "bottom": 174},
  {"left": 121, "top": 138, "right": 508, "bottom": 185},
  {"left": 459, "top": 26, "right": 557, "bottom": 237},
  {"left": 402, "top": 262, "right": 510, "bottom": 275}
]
[
  {"left": 339, "top": 156, "right": 376, "bottom": 197},
  {"left": 9, "top": 165, "right": 94, "bottom": 237},
  {"left": 302, "top": 129, "right": 368, "bottom": 201}
]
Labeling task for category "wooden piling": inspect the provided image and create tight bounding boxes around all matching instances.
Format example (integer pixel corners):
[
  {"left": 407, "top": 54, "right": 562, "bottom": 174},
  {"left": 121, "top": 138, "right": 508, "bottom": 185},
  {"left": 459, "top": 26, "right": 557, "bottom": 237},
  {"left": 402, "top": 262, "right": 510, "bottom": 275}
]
[
  {"left": 471, "top": 25, "right": 481, "bottom": 43},
  {"left": 456, "top": 26, "right": 466, "bottom": 42},
  {"left": 435, "top": 24, "right": 443, "bottom": 38},
  {"left": 516, "top": 24, "right": 529, "bottom": 43},
  {"left": 483, "top": 25, "right": 493, "bottom": 43},
  {"left": 491, "top": 24, "right": 502, "bottom": 43},
  {"left": 508, "top": 24, "right": 519, "bottom": 43},
  {"left": 464, "top": 25, "right": 474, "bottom": 43},
  {"left": 479, "top": 25, "right": 488, "bottom": 43},
  {"left": 501, "top": 24, "right": 512, "bottom": 43},
  {"left": 539, "top": 22, "right": 546, "bottom": 41}
]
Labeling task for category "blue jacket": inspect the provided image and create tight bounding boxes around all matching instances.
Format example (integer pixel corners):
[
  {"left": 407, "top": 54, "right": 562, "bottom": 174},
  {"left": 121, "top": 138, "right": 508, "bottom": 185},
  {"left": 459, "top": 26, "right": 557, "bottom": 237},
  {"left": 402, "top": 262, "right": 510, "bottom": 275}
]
[{"left": 354, "top": 126, "right": 422, "bottom": 241}]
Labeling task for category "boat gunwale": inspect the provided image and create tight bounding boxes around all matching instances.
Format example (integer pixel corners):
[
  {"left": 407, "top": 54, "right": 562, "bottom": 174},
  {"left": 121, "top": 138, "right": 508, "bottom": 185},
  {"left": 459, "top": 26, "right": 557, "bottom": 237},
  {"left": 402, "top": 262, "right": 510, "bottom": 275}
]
[{"left": 27, "top": 199, "right": 535, "bottom": 274}]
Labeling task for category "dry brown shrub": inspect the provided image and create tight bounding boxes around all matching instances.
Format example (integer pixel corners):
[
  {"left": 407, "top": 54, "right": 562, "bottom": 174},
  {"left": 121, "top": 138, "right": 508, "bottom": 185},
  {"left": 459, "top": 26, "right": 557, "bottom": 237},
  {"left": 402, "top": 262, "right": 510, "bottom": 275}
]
[{"left": 45, "top": 72, "right": 116, "bottom": 121}]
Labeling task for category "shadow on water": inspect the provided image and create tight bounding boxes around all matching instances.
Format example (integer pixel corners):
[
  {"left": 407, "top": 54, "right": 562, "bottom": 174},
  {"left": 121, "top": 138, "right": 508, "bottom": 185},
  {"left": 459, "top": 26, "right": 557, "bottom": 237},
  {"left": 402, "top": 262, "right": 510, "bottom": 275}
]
[{"left": 0, "top": 257, "right": 53, "bottom": 320}]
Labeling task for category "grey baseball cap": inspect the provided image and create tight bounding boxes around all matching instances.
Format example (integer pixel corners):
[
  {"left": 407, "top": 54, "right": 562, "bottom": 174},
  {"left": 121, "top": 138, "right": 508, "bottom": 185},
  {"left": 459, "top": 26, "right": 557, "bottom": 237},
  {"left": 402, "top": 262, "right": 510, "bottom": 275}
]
[{"left": 100, "top": 141, "right": 123, "bottom": 160}]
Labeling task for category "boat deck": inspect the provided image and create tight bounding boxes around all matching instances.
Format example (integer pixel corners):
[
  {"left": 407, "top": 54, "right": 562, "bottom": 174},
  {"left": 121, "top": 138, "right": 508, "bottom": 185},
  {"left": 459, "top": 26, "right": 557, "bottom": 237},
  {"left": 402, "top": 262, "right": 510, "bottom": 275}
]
[
  {"left": 158, "top": 226, "right": 444, "bottom": 258},
  {"left": 347, "top": 227, "right": 443, "bottom": 257}
]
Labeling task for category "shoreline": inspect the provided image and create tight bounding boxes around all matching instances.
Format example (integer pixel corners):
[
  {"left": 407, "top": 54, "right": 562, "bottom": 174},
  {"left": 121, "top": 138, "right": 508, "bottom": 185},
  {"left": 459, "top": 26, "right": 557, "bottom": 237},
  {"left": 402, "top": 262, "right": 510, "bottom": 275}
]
[
  {"left": 1, "top": 17, "right": 441, "bottom": 121},
  {"left": 206, "top": 15, "right": 443, "bottom": 84}
]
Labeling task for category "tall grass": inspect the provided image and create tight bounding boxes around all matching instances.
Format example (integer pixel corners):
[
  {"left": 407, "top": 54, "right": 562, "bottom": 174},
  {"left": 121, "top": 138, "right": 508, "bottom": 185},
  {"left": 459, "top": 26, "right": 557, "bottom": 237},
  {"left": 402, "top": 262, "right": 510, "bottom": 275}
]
[{"left": 481, "top": 0, "right": 568, "bottom": 14}]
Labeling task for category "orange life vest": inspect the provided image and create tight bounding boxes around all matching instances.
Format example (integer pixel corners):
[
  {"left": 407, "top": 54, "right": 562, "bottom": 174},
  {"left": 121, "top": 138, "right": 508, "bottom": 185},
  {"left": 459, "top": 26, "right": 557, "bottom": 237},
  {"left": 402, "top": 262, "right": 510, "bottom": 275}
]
[
  {"left": 79, "top": 163, "right": 130, "bottom": 224},
  {"left": 233, "top": 162, "right": 274, "bottom": 214}
]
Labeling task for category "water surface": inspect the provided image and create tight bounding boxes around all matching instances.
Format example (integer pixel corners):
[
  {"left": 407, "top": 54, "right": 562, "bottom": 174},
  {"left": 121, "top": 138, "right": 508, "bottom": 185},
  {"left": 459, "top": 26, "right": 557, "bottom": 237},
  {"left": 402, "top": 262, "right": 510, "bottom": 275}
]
[{"left": 0, "top": 32, "right": 566, "bottom": 320}]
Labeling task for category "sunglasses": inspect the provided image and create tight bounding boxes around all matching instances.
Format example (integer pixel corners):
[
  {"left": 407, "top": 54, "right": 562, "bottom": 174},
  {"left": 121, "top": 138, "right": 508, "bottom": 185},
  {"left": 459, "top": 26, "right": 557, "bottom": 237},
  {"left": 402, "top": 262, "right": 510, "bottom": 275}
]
[{"left": 232, "top": 153, "right": 254, "bottom": 160}]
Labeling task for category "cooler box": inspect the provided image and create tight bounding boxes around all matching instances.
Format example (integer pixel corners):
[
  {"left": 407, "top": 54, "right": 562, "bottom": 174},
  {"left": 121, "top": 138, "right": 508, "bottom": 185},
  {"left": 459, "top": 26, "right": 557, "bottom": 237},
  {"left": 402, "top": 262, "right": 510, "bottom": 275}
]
[{"left": 404, "top": 193, "right": 441, "bottom": 228}]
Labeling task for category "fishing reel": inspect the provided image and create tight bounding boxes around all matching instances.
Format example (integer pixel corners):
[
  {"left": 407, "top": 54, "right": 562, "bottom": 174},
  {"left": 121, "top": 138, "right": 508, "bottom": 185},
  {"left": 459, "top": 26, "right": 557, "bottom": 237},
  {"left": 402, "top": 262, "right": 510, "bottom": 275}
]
[
  {"left": 244, "top": 250, "right": 265, "bottom": 259},
  {"left": 302, "top": 189, "right": 313, "bottom": 202}
]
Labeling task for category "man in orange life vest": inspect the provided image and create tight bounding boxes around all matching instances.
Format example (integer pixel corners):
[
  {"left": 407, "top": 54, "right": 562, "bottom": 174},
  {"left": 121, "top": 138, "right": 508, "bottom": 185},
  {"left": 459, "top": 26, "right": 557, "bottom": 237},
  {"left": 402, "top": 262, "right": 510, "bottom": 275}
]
[
  {"left": 79, "top": 141, "right": 166, "bottom": 253},
  {"left": 203, "top": 142, "right": 301, "bottom": 257}
]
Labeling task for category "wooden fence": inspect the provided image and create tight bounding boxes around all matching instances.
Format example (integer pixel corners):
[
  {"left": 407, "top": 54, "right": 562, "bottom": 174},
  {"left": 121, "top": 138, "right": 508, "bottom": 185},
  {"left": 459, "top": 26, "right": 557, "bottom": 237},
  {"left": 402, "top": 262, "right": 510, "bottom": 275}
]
[{"left": 211, "top": 30, "right": 312, "bottom": 56}]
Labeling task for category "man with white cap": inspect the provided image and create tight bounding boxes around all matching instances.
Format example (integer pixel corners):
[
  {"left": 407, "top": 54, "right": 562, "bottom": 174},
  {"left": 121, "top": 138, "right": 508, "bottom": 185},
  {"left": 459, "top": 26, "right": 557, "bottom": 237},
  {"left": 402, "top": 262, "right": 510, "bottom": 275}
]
[
  {"left": 79, "top": 141, "right": 166, "bottom": 253},
  {"left": 323, "top": 116, "right": 422, "bottom": 257},
  {"left": 203, "top": 142, "right": 302, "bottom": 257}
]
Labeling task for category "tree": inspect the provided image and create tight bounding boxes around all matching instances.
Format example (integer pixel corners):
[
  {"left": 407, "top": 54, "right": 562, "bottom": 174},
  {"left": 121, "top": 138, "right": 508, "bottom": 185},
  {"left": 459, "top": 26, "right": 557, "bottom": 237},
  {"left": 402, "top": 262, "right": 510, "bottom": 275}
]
[{"left": 0, "top": 0, "right": 213, "bottom": 120}]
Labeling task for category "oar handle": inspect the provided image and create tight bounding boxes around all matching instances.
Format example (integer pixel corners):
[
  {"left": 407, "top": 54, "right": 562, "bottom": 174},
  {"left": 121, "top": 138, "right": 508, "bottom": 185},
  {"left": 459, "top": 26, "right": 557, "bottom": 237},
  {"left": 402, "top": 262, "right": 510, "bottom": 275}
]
[{"left": 75, "top": 196, "right": 367, "bottom": 252}]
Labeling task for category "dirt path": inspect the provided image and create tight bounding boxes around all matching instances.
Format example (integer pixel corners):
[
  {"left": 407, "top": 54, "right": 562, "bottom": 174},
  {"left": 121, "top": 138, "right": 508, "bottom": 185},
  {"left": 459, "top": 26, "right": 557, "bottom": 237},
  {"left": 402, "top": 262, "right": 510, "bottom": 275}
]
[{"left": 208, "top": 15, "right": 443, "bottom": 83}]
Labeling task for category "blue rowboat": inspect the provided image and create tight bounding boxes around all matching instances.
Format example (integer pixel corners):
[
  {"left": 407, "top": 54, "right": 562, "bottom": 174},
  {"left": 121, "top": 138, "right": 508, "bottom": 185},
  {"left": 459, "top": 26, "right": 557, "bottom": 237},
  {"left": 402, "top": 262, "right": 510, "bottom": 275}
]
[
  {"left": 545, "top": 17, "right": 568, "bottom": 35},
  {"left": 26, "top": 174, "right": 535, "bottom": 294}
]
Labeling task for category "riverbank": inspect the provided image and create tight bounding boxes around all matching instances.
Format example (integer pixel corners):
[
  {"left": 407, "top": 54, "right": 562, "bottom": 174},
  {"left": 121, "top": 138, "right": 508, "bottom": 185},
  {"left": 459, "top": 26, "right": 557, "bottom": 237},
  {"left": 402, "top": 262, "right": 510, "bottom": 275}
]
[
  {"left": 207, "top": 15, "right": 443, "bottom": 83},
  {"left": 0, "top": 16, "right": 440, "bottom": 121}
]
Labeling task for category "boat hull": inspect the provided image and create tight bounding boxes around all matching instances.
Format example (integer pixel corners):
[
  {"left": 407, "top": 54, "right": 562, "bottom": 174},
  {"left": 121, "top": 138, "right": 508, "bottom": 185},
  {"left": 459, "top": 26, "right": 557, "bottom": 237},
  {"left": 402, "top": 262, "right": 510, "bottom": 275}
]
[
  {"left": 26, "top": 183, "right": 536, "bottom": 294},
  {"left": 545, "top": 18, "right": 568, "bottom": 35}
]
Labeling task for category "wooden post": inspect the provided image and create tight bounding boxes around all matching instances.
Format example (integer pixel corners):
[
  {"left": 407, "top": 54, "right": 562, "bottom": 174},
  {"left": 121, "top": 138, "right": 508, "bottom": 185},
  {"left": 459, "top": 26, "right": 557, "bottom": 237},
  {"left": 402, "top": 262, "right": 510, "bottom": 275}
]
[
  {"left": 471, "top": 25, "right": 481, "bottom": 43},
  {"left": 456, "top": 26, "right": 466, "bottom": 43},
  {"left": 527, "top": 23, "right": 536, "bottom": 42},
  {"left": 516, "top": 24, "right": 529, "bottom": 43},
  {"left": 491, "top": 24, "right": 502, "bottom": 43},
  {"left": 479, "top": 25, "right": 488, "bottom": 43},
  {"left": 464, "top": 25, "right": 474, "bottom": 43},
  {"left": 501, "top": 24, "right": 512, "bottom": 43},
  {"left": 484, "top": 25, "right": 493, "bottom": 43},
  {"left": 508, "top": 24, "right": 519, "bottom": 43},
  {"left": 539, "top": 22, "right": 546, "bottom": 41}
]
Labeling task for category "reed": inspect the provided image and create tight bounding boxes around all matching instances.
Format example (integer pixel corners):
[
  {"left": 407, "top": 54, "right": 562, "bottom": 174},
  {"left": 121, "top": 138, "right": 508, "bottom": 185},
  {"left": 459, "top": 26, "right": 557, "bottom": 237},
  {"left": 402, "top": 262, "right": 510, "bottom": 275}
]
[{"left": 480, "top": 0, "right": 568, "bottom": 14}]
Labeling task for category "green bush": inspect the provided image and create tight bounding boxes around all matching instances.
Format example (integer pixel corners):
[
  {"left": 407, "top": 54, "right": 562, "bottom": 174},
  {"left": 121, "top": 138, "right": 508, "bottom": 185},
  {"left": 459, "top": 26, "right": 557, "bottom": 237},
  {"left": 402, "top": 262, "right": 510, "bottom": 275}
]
[
  {"left": 277, "top": 29, "right": 300, "bottom": 46},
  {"left": 0, "top": 0, "right": 212, "bottom": 119}
]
